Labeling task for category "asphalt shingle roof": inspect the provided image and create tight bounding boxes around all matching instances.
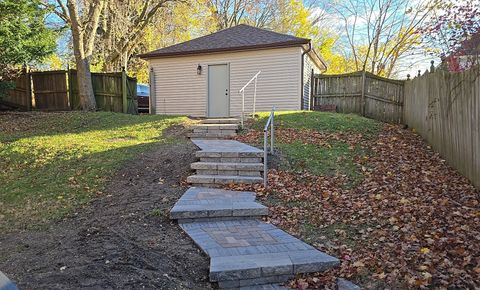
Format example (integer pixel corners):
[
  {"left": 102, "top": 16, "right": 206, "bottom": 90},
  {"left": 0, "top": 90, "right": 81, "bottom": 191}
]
[{"left": 138, "top": 24, "right": 310, "bottom": 58}]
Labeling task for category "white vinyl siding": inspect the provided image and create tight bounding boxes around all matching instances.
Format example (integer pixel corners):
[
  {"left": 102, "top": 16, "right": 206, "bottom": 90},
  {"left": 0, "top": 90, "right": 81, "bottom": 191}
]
[
  {"left": 303, "top": 53, "right": 323, "bottom": 110},
  {"left": 149, "top": 47, "right": 302, "bottom": 117}
]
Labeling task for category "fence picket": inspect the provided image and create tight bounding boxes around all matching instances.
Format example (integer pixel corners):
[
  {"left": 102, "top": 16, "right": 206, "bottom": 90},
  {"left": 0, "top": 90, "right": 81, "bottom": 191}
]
[
  {"left": 404, "top": 66, "right": 480, "bottom": 189},
  {"left": 312, "top": 71, "right": 404, "bottom": 123},
  {"left": 2, "top": 69, "right": 137, "bottom": 114}
]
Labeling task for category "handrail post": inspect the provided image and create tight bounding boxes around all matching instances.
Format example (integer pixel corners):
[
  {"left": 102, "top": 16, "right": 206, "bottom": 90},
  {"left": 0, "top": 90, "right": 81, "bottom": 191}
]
[
  {"left": 241, "top": 91, "right": 245, "bottom": 128},
  {"left": 239, "top": 71, "right": 261, "bottom": 127},
  {"left": 263, "top": 107, "right": 275, "bottom": 187},
  {"left": 264, "top": 129, "right": 268, "bottom": 187},
  {"left": 253, "top": 77, "right": 257, "bottom": 116},
  {"left": 270, "top": 109, "right": 274, "bottom": 153}
]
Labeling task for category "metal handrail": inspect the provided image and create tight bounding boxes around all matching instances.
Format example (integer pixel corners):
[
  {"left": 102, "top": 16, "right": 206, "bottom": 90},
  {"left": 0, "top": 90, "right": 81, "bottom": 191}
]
[
  {"left": 239, "top": 71, "right": 261, "bottom": 128},
  {"left": 263, "top": 106, "right": 275, "bottom": 187}
]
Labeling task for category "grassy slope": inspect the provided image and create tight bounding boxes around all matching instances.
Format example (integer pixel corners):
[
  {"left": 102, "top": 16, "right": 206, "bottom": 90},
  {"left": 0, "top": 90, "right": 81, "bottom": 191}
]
[
  {"left": 252, "top": 111, "right": 380, "bottom": 179},
  {"left": 252, "top": 111, "right": 380, "bottom": 134},
  {"left": 0, "top": 112, "right": 187, "bottom": 230}
]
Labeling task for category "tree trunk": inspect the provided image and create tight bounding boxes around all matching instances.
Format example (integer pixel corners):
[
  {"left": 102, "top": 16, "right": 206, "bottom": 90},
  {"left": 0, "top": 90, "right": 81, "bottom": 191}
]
[
  {"left": 75, "top": 56, "right": 96, "bottom": 110},
  {"left": 67, "top": 0, "right": 104, "bottom": 111}
]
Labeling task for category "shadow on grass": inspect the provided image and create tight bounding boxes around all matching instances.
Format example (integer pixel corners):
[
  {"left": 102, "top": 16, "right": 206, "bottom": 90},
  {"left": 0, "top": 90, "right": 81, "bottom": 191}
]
[
  {"left": 0, "top": 140, "right": 175, "bottom": 231},
  {"left": 0, "top": 112, "right": 188, "bottom": 231},
  {"left": 0, "top": 111, "right": 187, "bottom": 142}
]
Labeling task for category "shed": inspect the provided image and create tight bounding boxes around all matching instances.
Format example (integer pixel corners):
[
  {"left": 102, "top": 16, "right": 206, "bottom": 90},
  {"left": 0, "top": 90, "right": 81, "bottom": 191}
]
[{"left": 139, "top": 24, "right": 327, "bottom": 117}]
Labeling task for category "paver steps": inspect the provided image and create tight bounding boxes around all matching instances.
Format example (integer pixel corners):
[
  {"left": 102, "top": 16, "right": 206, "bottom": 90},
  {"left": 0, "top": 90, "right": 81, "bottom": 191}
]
[
  {"left": 188, "top": 140, "right": 264, "bottom": 187},
  {"left": 171, "top": 138, "right": 342, "bottom": 289},
  {"left": 191, "top": 162, "right": 264, "bottom": 177},
  {"left": 170, "top": 187, "right": 268, "bottom": 222},
  {"left": 202, "top": 118, "right": 240, "bottom": 124},
  {"left": 188, "top": 118, "right": 240, "bottom": 139},
  {"left": 170, "top": 187, "right": 339, "bottom": 289},
  {"left": 177, "top": 219, "right": 339, "bottom": 288}
]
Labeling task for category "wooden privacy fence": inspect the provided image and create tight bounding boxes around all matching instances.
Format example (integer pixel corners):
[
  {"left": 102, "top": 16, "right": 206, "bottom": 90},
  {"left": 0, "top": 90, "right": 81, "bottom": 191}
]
[
  {"left": 32, "top": 70, "right": 70, "bottom": 110},
  {"left": 1, "top": 69, "right": 137, "bottom": 114},
  {"left": 1, "top": 68, "right": 32, "bottom": 110},
  {"left": 311, "top": 71, "right": 404, "bottom": 123},
  {"left": 404, "top": 66, "right": 480, "bottom": 189},
  {"left": 69, "top": 70, "right": 137, "bottom": 113}
]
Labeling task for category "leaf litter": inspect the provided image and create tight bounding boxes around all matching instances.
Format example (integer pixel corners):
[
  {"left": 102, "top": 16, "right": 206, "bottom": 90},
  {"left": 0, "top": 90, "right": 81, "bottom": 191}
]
[{"left": 230, "top": 124, "right": 479, "bottom": 289}]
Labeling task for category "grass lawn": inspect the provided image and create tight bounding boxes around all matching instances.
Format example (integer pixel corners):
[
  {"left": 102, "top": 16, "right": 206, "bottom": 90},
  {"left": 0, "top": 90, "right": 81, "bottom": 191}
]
[
  {"left": 242, "top": 111, "right": 380, "bottom": 180},
  {"left": 0, "top": 111, "right": 188, "bottom": 231},
  {"left": 251, "top": 111, "right": 381, "bottom": 135}
]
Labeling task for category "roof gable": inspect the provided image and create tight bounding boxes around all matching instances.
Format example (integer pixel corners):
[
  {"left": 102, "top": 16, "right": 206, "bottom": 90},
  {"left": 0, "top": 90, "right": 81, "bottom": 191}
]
[{"left": 139, "top": 24, "right": 310, "bottom": 58}]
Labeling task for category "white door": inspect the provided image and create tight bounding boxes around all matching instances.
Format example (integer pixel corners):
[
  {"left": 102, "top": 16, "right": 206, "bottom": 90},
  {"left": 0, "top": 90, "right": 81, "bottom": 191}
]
[{"left": 208, "top": 64, "right": 229, "bottom": 117}]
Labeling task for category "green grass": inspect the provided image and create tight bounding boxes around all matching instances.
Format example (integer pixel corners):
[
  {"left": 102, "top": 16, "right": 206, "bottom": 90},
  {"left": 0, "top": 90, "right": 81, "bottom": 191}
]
[
  {"left": 247, "top": 111, "right": 379, "bottom": 180},
  {"left": 0, "top": 112, "right": 187, "bottom": 230},
  {"left": 277, "top": 141, "right": 364, "bottom": 178},
  {"left": 252, "top": 111, "right": 381, "bottom": 135}
]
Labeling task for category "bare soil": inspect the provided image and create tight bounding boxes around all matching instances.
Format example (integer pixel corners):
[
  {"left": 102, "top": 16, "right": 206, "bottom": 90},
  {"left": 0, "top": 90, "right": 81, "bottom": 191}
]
[{"left": 0, "top": 139, "right": 213, "bottom": 290}]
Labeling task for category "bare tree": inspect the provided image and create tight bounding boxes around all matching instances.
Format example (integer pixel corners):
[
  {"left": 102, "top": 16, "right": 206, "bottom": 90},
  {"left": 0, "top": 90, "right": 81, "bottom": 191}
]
[
  {"left": 98, "top": 0, "right": 176, "bottom": 72},
  {"left": 333, "top": 0, "right": 434, "bottom": 77},
  {"left": 46, "top": 0, "right": 106, "bottom": 110},
  {"left": 207, "top": 0, "right": 277, "bottom": 30}
]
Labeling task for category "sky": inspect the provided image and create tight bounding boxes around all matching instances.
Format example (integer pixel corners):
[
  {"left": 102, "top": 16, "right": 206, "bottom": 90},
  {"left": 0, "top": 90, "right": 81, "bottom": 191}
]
[
  {"left": 309, "top": 0, "right": 441, "bottom": 79},
  {"left": 45, "top": 0, "right": 442, "bottom": 79}
]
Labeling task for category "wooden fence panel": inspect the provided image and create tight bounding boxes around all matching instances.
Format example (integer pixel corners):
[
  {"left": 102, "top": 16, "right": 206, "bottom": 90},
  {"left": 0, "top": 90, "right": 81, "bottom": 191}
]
[
  {"left": 312, "top": 73, "right": 363, "bottom": 113},
  {"left": 404, "top": 66, "right": 480, "bottom": 189},
  {"left": 92, "top": 72, "right": 123, "bottom": 112},
  {"left": 312, "top": 71, "right": 404, "bottom": 123},
  {"left": 126, "top": 76, "right": 138, "bottom": 114},
  {"left": 364, "top": 74, "right": 404, "bottom": 123},
  {"left": 31, "top": 70, "right": 69, "bottom": 110},
  {"left": 3, "top": 69, "right": 137, "bottom": 113},
  {"left": 3, "top": 70, "right": 31, "bottom": 110},
  {"left": 69, "top": 70, "right": 137, "bottom": 114}
]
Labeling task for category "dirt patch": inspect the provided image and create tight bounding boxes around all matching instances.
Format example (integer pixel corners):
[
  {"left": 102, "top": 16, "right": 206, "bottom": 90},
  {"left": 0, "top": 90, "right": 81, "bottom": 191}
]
[{"left": 0, "top": 141, "right": 212, "bottom": 290}]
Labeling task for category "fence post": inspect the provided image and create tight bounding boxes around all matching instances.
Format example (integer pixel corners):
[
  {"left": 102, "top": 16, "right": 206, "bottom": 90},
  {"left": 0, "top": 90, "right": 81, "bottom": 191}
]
[
  {"left": 122, "top": 67, "right": 128, "bottom": 113},
  {"left": 67, "top": 65, "right": 73, "bottom": 109},
  {"left": 24, "top": 65, "right": 32, "bottom": 111},
  {"left": 360, "top": 70, "right": 366, "bottom": 116},
  {"left": 149, "top": 67, "right": 156, "bottom": 115},
  {"left": 309, "top": 69, "right": 314, "bottom": 110}
]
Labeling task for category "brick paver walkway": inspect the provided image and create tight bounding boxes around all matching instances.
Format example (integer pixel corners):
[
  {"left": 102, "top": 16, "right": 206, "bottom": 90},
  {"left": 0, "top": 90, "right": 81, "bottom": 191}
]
[{"left": 170, "top": 139, "right": 340, "bottom": 289}]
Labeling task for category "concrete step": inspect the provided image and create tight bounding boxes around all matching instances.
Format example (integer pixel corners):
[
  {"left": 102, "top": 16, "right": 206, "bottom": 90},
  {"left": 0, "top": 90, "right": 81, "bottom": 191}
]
[
  {"left": 211, "top": 251, "right": 339, "bottom": 282},
  {"left": 193, "top": 129, "right": 237, "bottom": 134},
  {"left": 227, "top": 283, "right": 287, "bottom": 290},
  {"left": 217, "top": 273, "right": 292, "bottom": 288},
  {"left": 191, "top": 162, "right": 264, "bottom": 171},
  {"left": 187, "top": 174, "right": 263, "bottom": 185},
  {"left": 180, "top": 220, "right": 340, "bottom": 288},
  {"left": 196, "top": 169, "right": 261, "bottom": 177},
  {"left": 192, "top": 140, "right": 263, "bottom": 157},
  {"left": 192, "top": 162, "right": 263, "bottom": 177},
  {"left": 196, "top": 151, "right": 263, "bottom": 158},
  {"left": 188, "top": 132, "right": 237, "bottom": 139},
  {"left": 199, "top": 156, "right": 263, "bottom": 163},
  {"left": 194, "top": 124, "right": 239, "bottom": 130},
  {"left": 201, "top": 118, "right": 240, "bottom": 124},
  {"left": 170, "top": 187, "right": 268, "bottom": 221}
]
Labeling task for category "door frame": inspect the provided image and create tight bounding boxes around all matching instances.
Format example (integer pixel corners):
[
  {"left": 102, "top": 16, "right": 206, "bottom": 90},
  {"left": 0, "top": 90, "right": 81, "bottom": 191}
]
[{"left": 206, "top": 63, "right": 230, "bottom": 117}]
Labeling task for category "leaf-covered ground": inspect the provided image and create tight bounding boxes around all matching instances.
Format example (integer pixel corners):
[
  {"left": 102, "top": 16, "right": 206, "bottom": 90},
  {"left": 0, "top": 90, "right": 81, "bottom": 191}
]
[
  {"left": 0, "top": 111, "right": 188, "bottom": 231},
  {"left": 232, "top": 111, "right": 480, "bottom": 289}
]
